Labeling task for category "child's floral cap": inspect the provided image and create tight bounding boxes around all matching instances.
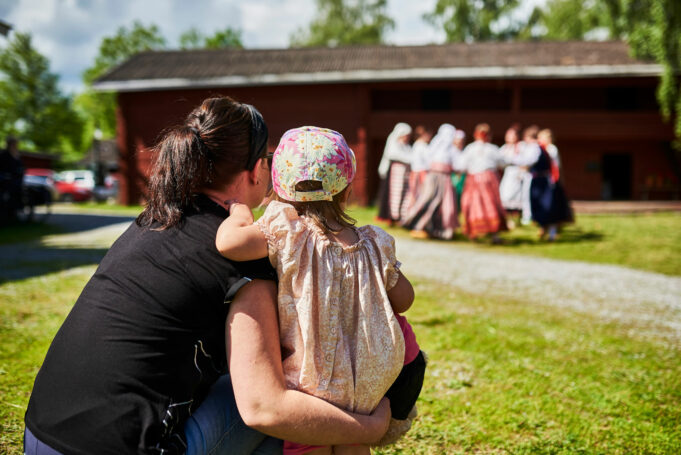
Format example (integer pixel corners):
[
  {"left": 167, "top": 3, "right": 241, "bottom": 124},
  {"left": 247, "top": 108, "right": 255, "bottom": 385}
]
[{"left": 272, "top": 126, "right": 356, "bottom": 202}]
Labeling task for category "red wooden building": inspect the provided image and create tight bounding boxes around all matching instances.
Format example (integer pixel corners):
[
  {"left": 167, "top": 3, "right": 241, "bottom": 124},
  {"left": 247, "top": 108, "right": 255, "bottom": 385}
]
[{"left": 94, "top": 41, "right": 678, "bottom": 205}]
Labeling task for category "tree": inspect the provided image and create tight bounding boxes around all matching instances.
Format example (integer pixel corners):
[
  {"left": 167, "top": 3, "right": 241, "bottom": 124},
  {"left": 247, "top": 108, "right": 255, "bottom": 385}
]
[
  {"left": 204, "top": 28, "right": 243, "bottom": 49},
  {"left": 290, "top": 0, "right": 395, "bottom": 47},
  {"left": 180, "top": 27, "right": 243, "bottom": 50},
  {"left": 533, "top": 0, "right": 609, "bottom": 40},
  {"left": 625, "top": 0, "right": 681, "bottom": 145},
  {"left": 423, "top": 0, "right": 523, "bottom": 42},
  {"left": 535, "top": 0, "right": 681, "bottom": 146},
  {"left": 427, "top": 0, "right": 681, "bottom": 147},
  {"left": 76, "top": 21, "right": 166, "bottom": 141},
  {"left": 0, "top": 32, "right": 84, "bottom": 157},
  {"left": 179, "top": 27, "right": 203, "bottom": 49}
]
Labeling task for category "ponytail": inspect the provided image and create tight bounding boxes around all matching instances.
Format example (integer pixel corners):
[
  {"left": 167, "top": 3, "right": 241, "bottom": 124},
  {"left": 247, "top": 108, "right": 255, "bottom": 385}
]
[{"left": 137, "top": 96, "right": 254, "bottom": 229}]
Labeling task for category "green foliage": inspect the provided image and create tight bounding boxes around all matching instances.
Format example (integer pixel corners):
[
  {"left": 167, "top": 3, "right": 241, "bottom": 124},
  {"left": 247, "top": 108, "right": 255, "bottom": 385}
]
[
  {"left": 537, "top": 0, "right": 681, "bottom": 146},
  {"left": 424, "top": 0, "right": 681, "bottom": 146},
  {"left": 423, "top": 0, "right": 523, "bottom": 42},
  {"left": 78, "top": 21, "right": 165, "bottom": 141},
  {"left": 82, "top": 21, "right": 166, "bottom": 86},
  {"left": 204, "top": 28, "right": 243, "bottom": 49},
  {"left": 646, "top": 0, "right": 681, "bottom": 143},
  {"left": 179, "top": 27, "right": 203, "bottom": 49},
  {"left": 290, "top": 0, "right": 395, "bottom": 47},
  {"left": 535, "top": 0, "right": 608, "bottom": 40},
  {"left": 0, "top": 32, "right": 84, "bottom": 156},
  {"left": 180, "top": 26, "right": 244, "bottom": 49}
]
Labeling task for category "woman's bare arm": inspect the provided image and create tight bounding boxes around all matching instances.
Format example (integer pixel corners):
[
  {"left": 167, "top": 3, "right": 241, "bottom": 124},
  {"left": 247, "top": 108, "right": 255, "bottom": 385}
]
[{"left": 226, "top": 280, "right": 391, "bottom": 445}]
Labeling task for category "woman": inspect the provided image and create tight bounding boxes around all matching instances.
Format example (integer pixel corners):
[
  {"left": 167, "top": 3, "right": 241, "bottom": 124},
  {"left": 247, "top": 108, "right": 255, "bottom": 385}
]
[
  {"left": 401, "top": 125, "right": 432, "bottom": 219},
  {"left": 451, "top": 129, "right": 467, "bottom": 209},
  {"left": 511, "top": 126, "right": 573, "bottom": 241},
  {"left": 459, "top": 123, "right": 507, "bottom": 242},
  {"left": 498, "top": 126, "right": 526, "bottom": 228},
  {"left": 376, "top": 122, "right": 412, "bottom": 225},
  {"left": 23, "top": 97, "right": 390, "bottom": 454},
  {"left": 402, "top": 123, "right": 459, "bottom": 240}
]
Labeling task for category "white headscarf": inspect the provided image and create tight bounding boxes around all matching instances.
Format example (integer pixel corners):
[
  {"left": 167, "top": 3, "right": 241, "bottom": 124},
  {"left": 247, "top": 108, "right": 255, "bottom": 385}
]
[
  {"left": 378, "top": 122, "right": 412, "bottom": 178},
  {"left": 427, "top": 123, "right": 457, "bottom": 168}
]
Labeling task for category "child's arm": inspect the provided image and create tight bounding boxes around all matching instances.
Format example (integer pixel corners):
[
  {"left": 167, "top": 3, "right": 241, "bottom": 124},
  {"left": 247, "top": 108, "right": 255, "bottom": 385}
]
[
  {"left": 387, "top": 270, "right": 414, "bottom": 314},
  {"left": 215, "top": 203, "right": 269, "bottom": 261}
]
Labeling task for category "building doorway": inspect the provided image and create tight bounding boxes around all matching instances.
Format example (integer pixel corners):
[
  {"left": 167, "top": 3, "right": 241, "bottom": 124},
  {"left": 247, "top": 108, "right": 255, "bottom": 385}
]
[{"left": 601, "top": 153, "right": 632, "bottom": 200}]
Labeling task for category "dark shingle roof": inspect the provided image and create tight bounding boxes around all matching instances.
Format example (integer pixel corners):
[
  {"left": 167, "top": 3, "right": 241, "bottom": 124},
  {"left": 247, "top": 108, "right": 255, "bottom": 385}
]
[{"left": 94, "top": 41, "right": 660, "bottom": 92}]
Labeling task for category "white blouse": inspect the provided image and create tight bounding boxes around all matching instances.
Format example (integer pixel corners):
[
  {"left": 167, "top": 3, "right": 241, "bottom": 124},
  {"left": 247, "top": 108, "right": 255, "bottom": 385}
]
[{"left": 458, "top": 141, "right": 505, "bottom": 174}]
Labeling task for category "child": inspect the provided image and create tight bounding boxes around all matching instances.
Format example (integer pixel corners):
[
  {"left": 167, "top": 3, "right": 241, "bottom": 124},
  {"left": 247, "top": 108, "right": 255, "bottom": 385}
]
[{"left": 216, "top": 126, "right": 426, "bottom": 454}]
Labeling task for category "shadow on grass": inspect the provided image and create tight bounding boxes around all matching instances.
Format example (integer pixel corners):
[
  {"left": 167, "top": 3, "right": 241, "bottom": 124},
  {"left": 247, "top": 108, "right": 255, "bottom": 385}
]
[
  {"left": 0, "top": 212, "right": 136, "bottom": 282},
  {"left": 0, "top": 246, "right": 111, "bottom": 283},
  {"left": 500, "top": 228, "right": 604, "bottom": 246},
  {"left": 0, "top": 221, "right": 64, "bottom": 245},
  {"left": 42, "top": 213, "right": 136, "bottom": 234}
]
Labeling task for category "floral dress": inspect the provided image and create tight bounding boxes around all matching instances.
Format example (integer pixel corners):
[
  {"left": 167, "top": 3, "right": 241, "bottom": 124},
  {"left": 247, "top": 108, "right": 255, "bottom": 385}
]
[{"left": 256, "top": 200, "right": 405, "bottom": 414}]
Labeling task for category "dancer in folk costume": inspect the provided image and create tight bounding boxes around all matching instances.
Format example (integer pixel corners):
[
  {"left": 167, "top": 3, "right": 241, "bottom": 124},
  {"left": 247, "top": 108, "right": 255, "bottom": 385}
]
[
  {"left": 402, "top": 125, "right": 432, "bottom": 216},
  {"left": 538, "top": 128, "right": 561, "bottom": 183},
  {"left": 402, "top": 124, "right": 459, "bottom": 240},
  {"left": 217, "top": 127, "right": 426, "bottom": 454},
  {"left": 498, "top": 125, "right": 527, "bottom": 228},
  {"left": 377, "top": 123, "right": 412, "bottom": 225},
  {"left": 451, "top": 129, "right": 467, "bottom": 209},
  {"left": 511, "top": 127, "right": 573, "bottom": 241},
  {"left": 519, "top": 126, "right": 539, "bottom": 225},
  {"left": 459, "top": 123, "right": 508, "bottom": 242}
]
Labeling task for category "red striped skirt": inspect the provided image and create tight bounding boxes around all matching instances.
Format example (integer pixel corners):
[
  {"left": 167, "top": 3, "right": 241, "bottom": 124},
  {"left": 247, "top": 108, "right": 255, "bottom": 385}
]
[{"left": 461, "top": 170, "right": 507, "bottom": 238}]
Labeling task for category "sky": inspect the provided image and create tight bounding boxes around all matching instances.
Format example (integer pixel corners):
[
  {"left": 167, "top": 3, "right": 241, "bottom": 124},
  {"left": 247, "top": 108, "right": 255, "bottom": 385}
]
[{"left": 0, "top": 0, "right": 453, "bottom": 94}]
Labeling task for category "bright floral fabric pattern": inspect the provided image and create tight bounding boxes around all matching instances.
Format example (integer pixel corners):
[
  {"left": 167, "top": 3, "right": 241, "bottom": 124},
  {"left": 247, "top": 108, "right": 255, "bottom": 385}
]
[{"left": 272, "top": 126, "right": 356, "bottom": 202}]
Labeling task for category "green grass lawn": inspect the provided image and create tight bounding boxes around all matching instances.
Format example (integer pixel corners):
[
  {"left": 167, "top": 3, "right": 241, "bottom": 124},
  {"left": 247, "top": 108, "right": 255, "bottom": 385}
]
[
  {"left": 2, "top": 269, "right": 679, "bottom": 453},
  {"left": 54, "top": 201, "right": 144, "bottom": 216},
  {"left": 0, "top": 221, "right": 64, "bottom": 245},
  {"left": 376, "top": 278, "right": 681, "bottom": 454},
  {"left": 348, "top": 207, "right": 681, "bottom": 276},
  {"left": 1, "top": 205, "right": 680, "bottom": 453}
]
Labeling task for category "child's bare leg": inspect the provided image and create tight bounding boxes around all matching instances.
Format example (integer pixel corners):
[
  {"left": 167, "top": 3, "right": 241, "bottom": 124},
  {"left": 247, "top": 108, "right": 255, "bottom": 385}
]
[{"left": 332, "top": 444, "right": 370, "bottom": 455}]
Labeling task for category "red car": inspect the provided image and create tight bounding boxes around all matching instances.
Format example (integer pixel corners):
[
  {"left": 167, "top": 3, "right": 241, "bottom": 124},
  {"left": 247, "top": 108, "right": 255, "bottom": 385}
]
[{"left": 54, "top": 170, "right": 94, "bottom": 202}]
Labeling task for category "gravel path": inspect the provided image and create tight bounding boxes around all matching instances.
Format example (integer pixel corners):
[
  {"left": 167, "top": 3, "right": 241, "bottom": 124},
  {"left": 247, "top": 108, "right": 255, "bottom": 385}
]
[
  {"left": 2, "top": 211, "right": 680, "bottom": 345},
  {"left": 396, "top": 237, "right": 681, "bottom": 346}
]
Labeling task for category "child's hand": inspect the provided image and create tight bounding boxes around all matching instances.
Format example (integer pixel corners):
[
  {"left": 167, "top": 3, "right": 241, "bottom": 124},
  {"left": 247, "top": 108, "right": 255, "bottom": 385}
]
[{"left": 229, "top": 202, "right": 254, "bottom": 225}]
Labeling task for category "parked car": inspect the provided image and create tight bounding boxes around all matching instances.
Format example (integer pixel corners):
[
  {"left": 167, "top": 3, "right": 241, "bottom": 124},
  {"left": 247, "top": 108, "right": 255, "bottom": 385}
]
[
  {"left": 24, "top": 168, "right": 59, "bottom": 203},
  {"left": 54, "top": 170, "right": 94, "bottom": 202},
  {"left": 93, "top": 175, "right": 120, "bottom": 203}
]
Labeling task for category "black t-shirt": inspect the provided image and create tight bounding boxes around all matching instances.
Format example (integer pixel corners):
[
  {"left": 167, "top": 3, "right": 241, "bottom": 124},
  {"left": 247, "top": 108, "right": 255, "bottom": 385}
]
[{"left": 25, "top": 195, "right": 275, "bottom": 454}]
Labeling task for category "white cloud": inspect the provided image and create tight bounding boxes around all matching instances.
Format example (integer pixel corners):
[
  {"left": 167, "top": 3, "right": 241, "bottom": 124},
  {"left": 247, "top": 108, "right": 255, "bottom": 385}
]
[
  {"left": 386, "top": 0, "right": 444, "bottom": 45},
  {"left": 1, "top": 0, "right": 446, "bottom": 93},
  {"left": 239, "top": 0, "right": 314, "bottom": 48}
]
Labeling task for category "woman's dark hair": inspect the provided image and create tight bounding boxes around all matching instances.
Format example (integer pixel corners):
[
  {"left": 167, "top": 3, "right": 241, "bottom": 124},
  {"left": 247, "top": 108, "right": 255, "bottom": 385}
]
[
  {"left": 274, "top": 180, "right": 356, "bottom": 234},
  {"left": 137, "top": 96, "right": 267, "bottom": 229}
]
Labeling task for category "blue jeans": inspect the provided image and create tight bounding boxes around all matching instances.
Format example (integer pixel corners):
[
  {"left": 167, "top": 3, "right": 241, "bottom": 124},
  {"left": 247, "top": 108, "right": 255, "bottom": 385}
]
[
  {"left": 185, "top": 374, "right": 282, "bottom": 454},
  {"left": 24, "top": 374, "right": 282, "bottom": 455}
]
